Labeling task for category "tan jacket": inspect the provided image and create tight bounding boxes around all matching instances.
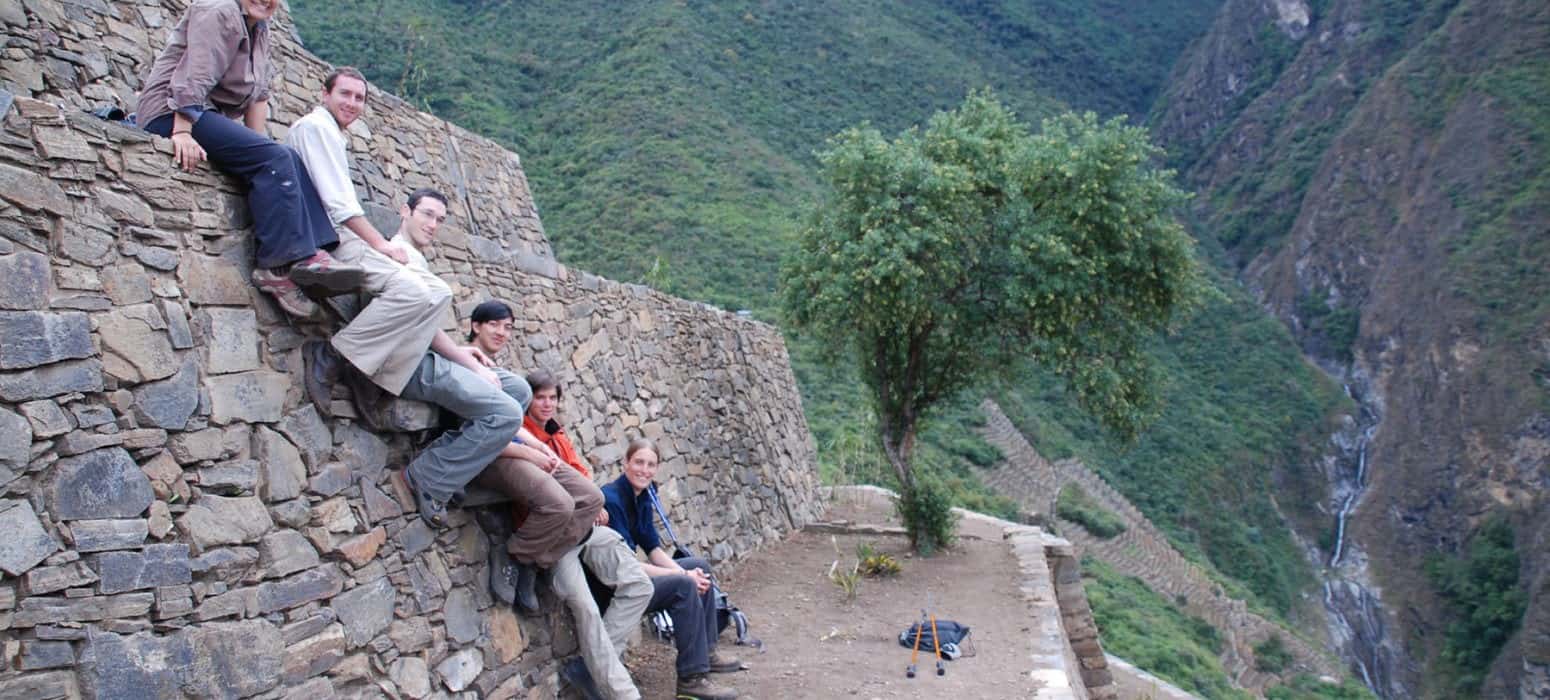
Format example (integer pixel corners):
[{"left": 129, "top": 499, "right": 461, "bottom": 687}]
[{"left": 135, "top": 0, "right": 272, "bottom": 126}]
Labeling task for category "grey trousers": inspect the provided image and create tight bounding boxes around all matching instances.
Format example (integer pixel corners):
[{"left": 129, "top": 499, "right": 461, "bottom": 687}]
[
  {"left": 492, "top": 366, "right": 532, "bottom": 412},
  {"left": 399, "top": 353, "right": 524, "bottom": 503},
  {"left": 648, "top": 555, "right": 721, "bottom": 676},
  {"left": 552, "top": 526, "right": 652, "bottom": 700},
  {"left": 328, "top": 232, "right": 453, "bottom": 395}
]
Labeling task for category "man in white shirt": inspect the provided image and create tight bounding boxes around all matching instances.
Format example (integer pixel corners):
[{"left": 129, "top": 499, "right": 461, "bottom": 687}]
[
  {"left": 288, "top": 69, "right": 544, "bottom": 532},
  {"left": 286, "top": 67, "right": 456, "bottom": 401}
]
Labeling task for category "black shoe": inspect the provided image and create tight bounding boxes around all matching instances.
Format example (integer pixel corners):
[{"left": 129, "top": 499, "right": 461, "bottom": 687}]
[
  {"left": 559, "top": 656, "right": 605, "bottom": 700},
  {"left": 514, "top": 561, "right": 539, "bottom": 613},
  {"left": 302, "top": 339, "right": 341, "bottom": 417},
  {"left": 489, "top": 542, "right": 517, "bottom": 607}
]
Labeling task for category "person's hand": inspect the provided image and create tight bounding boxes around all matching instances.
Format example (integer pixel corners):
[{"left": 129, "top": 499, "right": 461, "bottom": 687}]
[
  {"left": 467, "top": 346, "right": 495, "bottom": 367},
  {"left": 373, "top": 240, "right": 410, "bottom": 265},
  {"left": 684, "top": 567, "right": 712, "bottom": 594},
  {"left": 171, "top": 132, "right": 205, "bottom": 172},
  {"left": 474, "top": 365, "right": 499, "bottom": 387},
  {"left": 594, "top": 509, "right": 609, "bottom": 526}
]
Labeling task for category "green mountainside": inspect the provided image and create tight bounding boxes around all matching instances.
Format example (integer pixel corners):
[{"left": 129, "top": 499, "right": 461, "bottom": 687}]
[
  {"left": 290, "top": 0, "right": 1353, "bottom": 682},
  {"left": 1154, "top": 0, "right": 1549, "bottom": 695}
]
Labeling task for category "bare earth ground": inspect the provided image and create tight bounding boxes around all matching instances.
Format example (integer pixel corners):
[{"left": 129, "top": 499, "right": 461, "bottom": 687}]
[{"left": 623, "top": 496, "right": 1039, "bottom": 699}]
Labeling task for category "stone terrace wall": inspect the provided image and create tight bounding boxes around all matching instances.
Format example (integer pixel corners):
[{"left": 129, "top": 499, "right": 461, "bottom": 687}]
[{"left": 0, "top": 1, "right": 822, "bottom": 698}]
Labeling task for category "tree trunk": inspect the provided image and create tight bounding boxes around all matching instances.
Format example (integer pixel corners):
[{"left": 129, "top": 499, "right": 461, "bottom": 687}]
[{"left": 880, "top": 419, "right": 917, "bottom": 494}]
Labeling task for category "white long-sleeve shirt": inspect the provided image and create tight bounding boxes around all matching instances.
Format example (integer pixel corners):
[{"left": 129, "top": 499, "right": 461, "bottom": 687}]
[{"left": 286, "top": 106, "right": 366, "bottom": 229}]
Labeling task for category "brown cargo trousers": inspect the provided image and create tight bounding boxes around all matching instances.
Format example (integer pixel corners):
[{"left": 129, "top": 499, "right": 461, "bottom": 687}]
[{"left": 475, "top": 456, "right": 603, "bottom": 568}]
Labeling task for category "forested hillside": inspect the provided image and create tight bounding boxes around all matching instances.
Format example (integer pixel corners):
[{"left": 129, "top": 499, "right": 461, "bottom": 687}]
[{"left": 288, "top": 0, "right": 1360, "bottom": 690}]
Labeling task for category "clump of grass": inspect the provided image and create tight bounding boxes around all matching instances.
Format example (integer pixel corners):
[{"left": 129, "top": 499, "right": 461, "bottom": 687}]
[
  {"left": 856, "top": 542, "right": 902, "bottom": 577},
  {"left": 828, "top": 536, "right": 862, "bottom": 602}
]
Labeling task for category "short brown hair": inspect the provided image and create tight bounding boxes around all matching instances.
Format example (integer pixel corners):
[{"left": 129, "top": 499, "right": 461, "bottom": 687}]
[
  {"left": 525, "top": 369, "right": 562, "bottom": 400},
  {"left": 323, "top": 66, "right": 368, "bottom": 93}
]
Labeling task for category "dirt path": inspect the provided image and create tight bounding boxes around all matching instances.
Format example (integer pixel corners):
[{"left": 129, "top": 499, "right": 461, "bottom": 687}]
[{"left": 623, "top": 497, "right": 1039, "bottom": 699}]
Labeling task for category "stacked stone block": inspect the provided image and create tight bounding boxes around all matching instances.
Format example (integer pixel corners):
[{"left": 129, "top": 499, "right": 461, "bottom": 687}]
[{"left": 0, "top": 1, "right": 822, "bottom": 697}]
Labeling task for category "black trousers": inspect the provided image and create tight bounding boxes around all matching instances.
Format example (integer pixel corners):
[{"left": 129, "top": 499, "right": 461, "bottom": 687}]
[
  {"left": 144, "top": 111, "right": 337, "bottom": 269},
  {"left": 646, "top": 555, "right": 720, "bottom": 676}
]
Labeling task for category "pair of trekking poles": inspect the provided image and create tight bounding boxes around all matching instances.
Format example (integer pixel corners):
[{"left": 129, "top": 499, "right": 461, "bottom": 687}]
[{"left": 905, "top": 606, "right": 946, "bottom": 678}]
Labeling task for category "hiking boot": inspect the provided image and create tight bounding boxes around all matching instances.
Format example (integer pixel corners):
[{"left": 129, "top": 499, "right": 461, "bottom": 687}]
[
  {"left": 707, "top": 652, "right": 745, "bottom": 674},
  {"left": 488, "top": 540, "right": 517, "bottom": 607},
  {"left": 558, "top": 656, "right": 605, "bottom": 700},
  {"left": 675, "top": 673, "right": 736, "bottom": 700},
  {"left": 399, "top": 467, "right": 447, "bottom": 528},
  {"left": 513, "top": 560, "right": 539, "bottom": 613},
  {"left": 339, "top": 363, "right": 387, "bottom": 431},
  {"left": 302, "top": 340, "right": 341, "bottom": 417},
  {"left": 287, "top": 250, "right": 366, "bottom": 295},
  {"left": 253, "top": 268, "right": 318, "bottom": 318}
]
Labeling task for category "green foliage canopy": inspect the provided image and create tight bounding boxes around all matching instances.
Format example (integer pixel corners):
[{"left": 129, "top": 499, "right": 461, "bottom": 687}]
[
  {"left": 1424, "top": 514, "right": 1527, "bottom": 696},
  {"left": 782, "top": 92, "right": 1202, "bottom": 499}
]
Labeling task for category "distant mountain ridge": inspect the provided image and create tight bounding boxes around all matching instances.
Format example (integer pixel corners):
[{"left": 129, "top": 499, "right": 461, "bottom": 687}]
[{"left": 1154, "top": 0, "right": 1550, "bottom": 696}]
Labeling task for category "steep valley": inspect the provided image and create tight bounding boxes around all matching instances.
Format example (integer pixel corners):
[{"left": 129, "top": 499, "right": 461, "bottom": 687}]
[{"left": 1155, "top": 0, "right": 1550, "bottom": 696}]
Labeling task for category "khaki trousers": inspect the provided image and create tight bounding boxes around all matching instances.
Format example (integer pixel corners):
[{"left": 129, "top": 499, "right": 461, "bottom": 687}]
[
  {"left": 328, "top": 232, "right": 452, "bottom": 395},
  {"left": 475, "top": 457, "right": 603, "bottom": 568},
  {"left": 552, "top": 526, "right": 652, "bottom": 700}
]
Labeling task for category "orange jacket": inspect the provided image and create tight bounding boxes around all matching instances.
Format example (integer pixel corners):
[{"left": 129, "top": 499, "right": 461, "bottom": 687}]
[{"left": 523, "top": 414, "right": 589, "bottom": 478}]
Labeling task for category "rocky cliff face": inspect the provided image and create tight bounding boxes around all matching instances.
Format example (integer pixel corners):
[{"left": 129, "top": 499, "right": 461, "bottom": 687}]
[{"left": 1155, "top": 0, "right": 1550, "bottom": 696}]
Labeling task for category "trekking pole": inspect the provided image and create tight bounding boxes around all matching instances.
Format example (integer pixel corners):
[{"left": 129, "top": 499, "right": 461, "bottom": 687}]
[
  {"left": 930, "top": 613, "right": 945, "bottom": 676},
  {"left": 906, "top": 610, "right": 924, "bottom": 678}
]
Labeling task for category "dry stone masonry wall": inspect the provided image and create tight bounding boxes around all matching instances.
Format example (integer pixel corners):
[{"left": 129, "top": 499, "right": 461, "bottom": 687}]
[{"left": 0, "top": 1, "right": 822, "bottom": 698}]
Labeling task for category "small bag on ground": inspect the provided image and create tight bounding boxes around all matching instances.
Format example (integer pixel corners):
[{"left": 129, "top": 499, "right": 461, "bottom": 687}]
[{"left": 898, "top": 619, "right": 972, "bottom": 659}]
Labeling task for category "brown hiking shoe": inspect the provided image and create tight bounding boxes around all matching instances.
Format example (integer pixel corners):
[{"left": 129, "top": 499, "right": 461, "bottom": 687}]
[
  {"left": 707, "top": 652, "right": 744, "bottom": 674},
  {"left": 287, "top": 249, "right": 366, "bottom": 294},
  {"left": 252, "top": 268, "right": 318, "bottom": 317},
  {"left": 676, "top": 673, "right": 736, "bottom": 700}
]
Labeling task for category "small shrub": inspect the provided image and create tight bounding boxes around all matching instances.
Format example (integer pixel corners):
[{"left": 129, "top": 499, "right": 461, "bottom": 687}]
[
  {"left": 1056, "top": 483, "right": 1128, "bottom": 539},
  {"left": 1254, "top": 634, "right": 1293, "bottom": 673},
  {"left": 827, "top": 536, "right": 862, "bottom": 602},
  {"left": 856, "top": 542, "right": 902, "bottom": 577},
  {"left": 897, "top": 478, "right": 957, "bottom": 556},
  {"left": 828, "top": 562, "right": 861, "bottom": 602},
  {"left": 1424, "top": 514, "right": 1526, "bottom": 696}
]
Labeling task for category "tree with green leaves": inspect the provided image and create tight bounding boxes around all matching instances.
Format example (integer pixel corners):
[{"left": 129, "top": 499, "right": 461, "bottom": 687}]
[{"left": 781, "top": 91, "right": 1202, "bottom": 551}]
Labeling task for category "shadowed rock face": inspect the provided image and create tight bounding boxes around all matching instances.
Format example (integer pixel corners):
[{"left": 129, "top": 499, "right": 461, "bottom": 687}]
[
  {"left": 1155, "top": 0, "right": 1550, "bottom": 695},
  {"left": 0, "top": 1, "right": 820, "bottom": 697}
]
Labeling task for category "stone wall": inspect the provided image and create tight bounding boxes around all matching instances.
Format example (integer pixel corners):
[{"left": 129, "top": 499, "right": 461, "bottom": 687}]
[{"left": 0, "top": 1, "right": 822, "bottom": 698}]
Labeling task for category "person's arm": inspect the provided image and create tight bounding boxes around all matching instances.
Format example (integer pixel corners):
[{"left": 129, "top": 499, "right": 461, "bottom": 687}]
[
  {"left": 429, "top": 330, "right": 499, "bottom": 387},
  {"left": 498, "top": 443, "right": 556, "bottom": 471},
  {"left": 243, "top": 98, "right": 268, "bottom": 134},
  {"left": 287, "top": 117, "right": 408, "bottom": 262},
  {"left": 640, "top": 546, "right": 711, "bottom": 592},
  {"left": 343, "top": 218, "right": 409, "bottom": 264},
  {"left": 640, "top": 546, "right": 680, "bottom": 576},
  {"left": 167, "top": 5, "right": 241, "bottom": 119},
  {"left": 169, "top": 111, "right": 205, "bottom": 172},
  {"left": 515, "top": 426, "right": 563, "bottom": 466}
]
